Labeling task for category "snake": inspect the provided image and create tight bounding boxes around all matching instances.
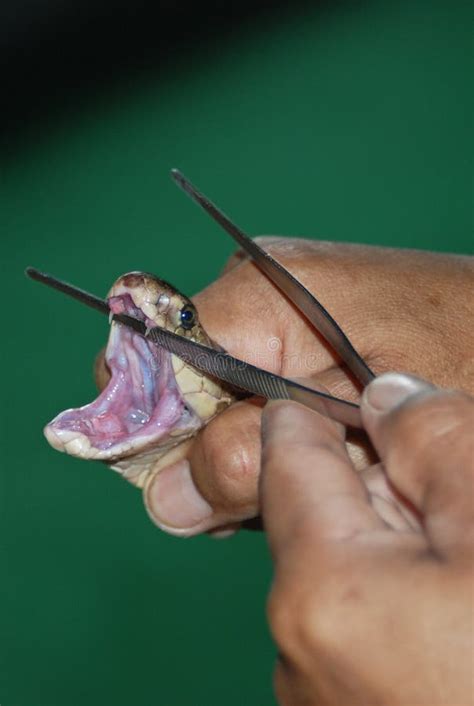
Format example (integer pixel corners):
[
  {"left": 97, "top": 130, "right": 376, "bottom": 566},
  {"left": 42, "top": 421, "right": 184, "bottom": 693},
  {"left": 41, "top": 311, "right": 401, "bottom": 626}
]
[{"left": 45, "top": 272, "right": 234, "bottom": 488}]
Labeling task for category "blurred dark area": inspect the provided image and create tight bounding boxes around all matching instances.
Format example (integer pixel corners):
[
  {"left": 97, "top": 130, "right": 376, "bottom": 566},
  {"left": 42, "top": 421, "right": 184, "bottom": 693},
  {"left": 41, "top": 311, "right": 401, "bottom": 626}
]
[{"left": 0, "top": 0, "right": 314, "bottom": 149}]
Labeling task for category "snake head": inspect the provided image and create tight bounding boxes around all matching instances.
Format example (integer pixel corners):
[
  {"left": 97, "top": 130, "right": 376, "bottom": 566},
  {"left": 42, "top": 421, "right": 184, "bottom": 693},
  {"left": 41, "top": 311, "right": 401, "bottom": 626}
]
[
  {"left": 108, "top": 272, "right": 202, "bottom": 341},
  {"left": 44, "top": 272, "right": 234, "bottom": 487}
]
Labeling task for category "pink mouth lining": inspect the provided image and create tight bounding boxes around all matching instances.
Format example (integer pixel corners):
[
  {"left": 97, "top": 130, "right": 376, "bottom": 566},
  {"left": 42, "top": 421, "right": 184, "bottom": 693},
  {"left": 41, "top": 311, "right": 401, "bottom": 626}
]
[{"left": 46, "top": 294, "right": 188, "bottom": 455}]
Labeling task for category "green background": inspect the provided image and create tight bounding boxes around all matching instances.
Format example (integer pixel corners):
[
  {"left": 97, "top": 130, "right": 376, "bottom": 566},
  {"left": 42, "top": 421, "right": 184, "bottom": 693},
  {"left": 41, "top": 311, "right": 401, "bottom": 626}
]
[{"left": 2, "top": 1, "right": 472, "bottom": 704}]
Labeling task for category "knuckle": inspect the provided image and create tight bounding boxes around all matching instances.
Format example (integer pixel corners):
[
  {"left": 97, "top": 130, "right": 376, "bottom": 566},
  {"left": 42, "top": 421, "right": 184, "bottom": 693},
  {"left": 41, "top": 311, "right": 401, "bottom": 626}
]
[
  {"left": 195, "top": 412, "right": 259, "bottom": 511},
  {"left": 269, "top": 548, "right": 366, "bottom": 658},
  {"left": 268, "top": 574, "right": 336, "bottom": 658},
  {"left": 302, "top": 573, "right": 364, "bottom": 654},
  {"left": 215, "top": 443, "right": 255, "bottom": 498}
]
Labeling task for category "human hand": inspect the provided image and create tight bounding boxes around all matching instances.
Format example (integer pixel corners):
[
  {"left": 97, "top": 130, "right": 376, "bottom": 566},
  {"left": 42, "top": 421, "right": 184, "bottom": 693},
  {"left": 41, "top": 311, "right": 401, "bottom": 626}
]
[
  {"left": 261, "top": 373, "right": 474, "bottom": 706},
  {"left": 95, "top": 239, "right": 473, "bottom": 535}
]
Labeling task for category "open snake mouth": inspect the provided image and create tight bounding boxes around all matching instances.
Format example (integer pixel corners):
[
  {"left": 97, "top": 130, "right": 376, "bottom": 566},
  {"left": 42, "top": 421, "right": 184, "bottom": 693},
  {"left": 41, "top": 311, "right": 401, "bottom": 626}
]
[{"left": 45, "top": 292, "right": 198, "bottom": 461}]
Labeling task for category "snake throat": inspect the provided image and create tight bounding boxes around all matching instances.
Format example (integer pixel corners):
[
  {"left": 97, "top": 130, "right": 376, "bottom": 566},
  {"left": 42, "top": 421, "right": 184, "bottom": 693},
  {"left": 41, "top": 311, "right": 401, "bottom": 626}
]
[{"left": 44, "top": 293, "right": 199, "bottom": 462}]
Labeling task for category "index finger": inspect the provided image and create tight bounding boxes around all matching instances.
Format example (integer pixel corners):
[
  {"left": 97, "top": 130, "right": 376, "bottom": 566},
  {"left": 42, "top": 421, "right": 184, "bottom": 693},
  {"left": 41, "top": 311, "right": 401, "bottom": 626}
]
[{"left": 260, "top": 401, "right": 385, "bottom": 562}]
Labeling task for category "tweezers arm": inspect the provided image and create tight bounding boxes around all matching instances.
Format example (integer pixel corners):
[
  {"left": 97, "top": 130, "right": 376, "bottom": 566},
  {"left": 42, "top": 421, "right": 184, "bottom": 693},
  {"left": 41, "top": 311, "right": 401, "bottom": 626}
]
[
  {"left": 145, "top": 324, "right": 363, "bottom": 429},
  {"left": 287, "top": 383, "right": 362, "bottom": 428},
  {"left": 246, "top": 250, "right": 375, "bottom": 387},
  {"left": 25, "top": 266, "right": 363, "bottom": 428},
  {"left": 170, "top": 169, "right": 375, "bottom": 387},
  {"left": 25, "top": 267, "right": 109, "bottom": 315}
]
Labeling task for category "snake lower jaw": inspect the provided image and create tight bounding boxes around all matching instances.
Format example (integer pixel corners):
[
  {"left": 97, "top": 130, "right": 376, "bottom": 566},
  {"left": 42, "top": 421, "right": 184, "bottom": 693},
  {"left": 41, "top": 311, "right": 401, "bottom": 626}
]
[{"left": 44, "top": 318, "right": 202, "bottom": 464}]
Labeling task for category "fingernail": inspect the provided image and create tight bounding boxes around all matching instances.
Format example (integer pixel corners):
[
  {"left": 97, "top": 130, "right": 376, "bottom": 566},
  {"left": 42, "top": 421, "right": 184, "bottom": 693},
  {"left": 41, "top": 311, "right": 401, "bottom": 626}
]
[
  {"left": 363, "top": 373, "right": 433, "bottom": 414},
  {"left": 208, "top": 527, "right": 239, "bottom": 539},
  {"left": 146, "top": 460, "right": 213, "bottom": 536}
]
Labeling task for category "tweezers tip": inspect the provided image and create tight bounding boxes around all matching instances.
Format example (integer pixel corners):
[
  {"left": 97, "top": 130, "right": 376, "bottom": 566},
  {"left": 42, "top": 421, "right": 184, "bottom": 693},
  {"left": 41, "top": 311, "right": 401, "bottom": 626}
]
[
  {"left": 25, "top": 266, "right": 39, "bottom": 279},
  {"left": 170, "top": 168, "right": 200, "bottom": 201},
  {"left": 170, "top": 167, "right": 184, "bottom": 183}
]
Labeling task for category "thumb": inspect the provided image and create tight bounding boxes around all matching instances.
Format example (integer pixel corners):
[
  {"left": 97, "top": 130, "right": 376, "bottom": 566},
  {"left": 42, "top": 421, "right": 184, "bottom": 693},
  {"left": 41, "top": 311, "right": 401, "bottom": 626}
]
[{"left": 361, "top": 373, "right": 474, "bottom": 558}]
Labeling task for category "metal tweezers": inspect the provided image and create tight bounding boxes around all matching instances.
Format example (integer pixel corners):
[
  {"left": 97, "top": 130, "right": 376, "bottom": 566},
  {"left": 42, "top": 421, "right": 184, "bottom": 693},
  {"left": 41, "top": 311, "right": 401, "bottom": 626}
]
[{"left": 26, "top": 170, "right": 376, "bottom": 429}]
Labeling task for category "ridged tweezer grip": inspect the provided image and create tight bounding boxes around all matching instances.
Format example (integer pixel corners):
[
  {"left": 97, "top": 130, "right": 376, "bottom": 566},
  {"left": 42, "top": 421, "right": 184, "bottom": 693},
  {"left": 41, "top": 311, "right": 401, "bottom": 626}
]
[
  {"left": 144, "top": 322, "right": 362, "bottom": 428},
  {"left": 25, "top": 268, "right": 363, "bottom": 428}
]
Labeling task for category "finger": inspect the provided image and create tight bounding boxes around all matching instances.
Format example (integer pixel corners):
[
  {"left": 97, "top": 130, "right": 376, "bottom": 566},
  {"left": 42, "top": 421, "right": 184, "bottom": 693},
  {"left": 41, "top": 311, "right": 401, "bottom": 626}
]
[
  {"left": 207, "top": 522, "right": 242, "bottom": 539},
  {"left": 143, "top": 373, "right": 369, "bottom": 537},
  {"left": 308, "top": 367, "right": 378, "bottom": 471},
  {"left": 261, "top": 400, "right": 385, "bottom": 562},
  {"left": 362, "top": 373, "right": 474, "bottom": 556},
  {"left": 142, "top": 373, "right": 368, "bottom": 538},
  {"left": 144, "top": 399, "right": 263, "bottom": 537}
]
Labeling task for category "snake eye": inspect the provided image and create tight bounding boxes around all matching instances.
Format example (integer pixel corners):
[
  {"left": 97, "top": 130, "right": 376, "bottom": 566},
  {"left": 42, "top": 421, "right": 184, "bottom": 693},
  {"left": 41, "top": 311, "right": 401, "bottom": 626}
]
[{"left": 180, "top": 305, "right": 196, "bottom": 330}]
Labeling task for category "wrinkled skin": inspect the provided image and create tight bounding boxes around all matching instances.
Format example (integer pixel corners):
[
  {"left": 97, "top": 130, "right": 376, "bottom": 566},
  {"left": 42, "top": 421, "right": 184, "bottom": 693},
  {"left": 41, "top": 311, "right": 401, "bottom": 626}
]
[
  {"left": 45, "top": 271, "right": 234, "bottom": 488},
  {"left": 58, "top": 243, "right": 473, "bottom": 705},
  {"left": 53, "top": 239, "right": 473, "bottom": 534},
  {"left": 136, "top": 238, "right": 473, "bottom": 536},
  {"left": 262, "top": 376, "right": 474, "bottom": 706}
]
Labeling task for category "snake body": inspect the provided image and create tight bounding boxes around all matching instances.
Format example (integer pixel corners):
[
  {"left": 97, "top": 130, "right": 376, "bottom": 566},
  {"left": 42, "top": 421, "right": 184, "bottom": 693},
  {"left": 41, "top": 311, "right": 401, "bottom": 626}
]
[{"left": 45, "top": 272, "right": 234, "bottom": 488}]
